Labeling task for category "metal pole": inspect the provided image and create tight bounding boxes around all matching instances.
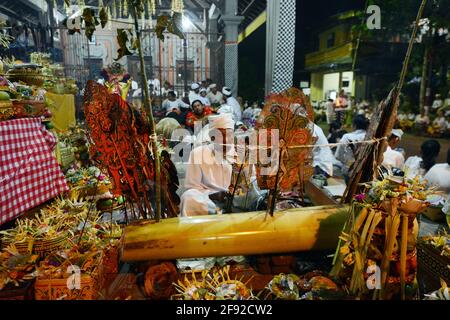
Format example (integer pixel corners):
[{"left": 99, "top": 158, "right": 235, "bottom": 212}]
[{"left": 183, "top": 36, "right": 188, "bottom": 98}]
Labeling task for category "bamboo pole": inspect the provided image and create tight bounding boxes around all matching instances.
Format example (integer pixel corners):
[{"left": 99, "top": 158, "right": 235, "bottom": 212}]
[
  {"left": 400, "top": 214, "right": 408, "bottom": 300},
  {"left": 343, "top": 0, "right": 428, "bottom": 202},
  {"left": 121, "top": 205, "right": 350, "bottom": 262},
  {"left": 130, "top": 1, "right": 162, "bottom": 222}
]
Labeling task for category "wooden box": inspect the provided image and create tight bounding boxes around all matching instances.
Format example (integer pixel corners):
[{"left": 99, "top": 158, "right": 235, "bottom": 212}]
[
  {"left": 417, "top": 241, "right": 450, "bottom": 294},
  {"left": 34, "top": 268, "right": 102, "bottom": 300}
]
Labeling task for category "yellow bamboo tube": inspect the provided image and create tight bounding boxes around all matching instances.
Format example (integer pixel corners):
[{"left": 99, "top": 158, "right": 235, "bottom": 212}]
[
  {"left": 121, "top": 205, "right": 349, "bottom": 262},
  {"left": 400, "top": 214, "right": 408, "bottom": 300}
]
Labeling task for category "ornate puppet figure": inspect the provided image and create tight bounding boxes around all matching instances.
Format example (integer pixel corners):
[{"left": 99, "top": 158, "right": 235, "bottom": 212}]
[
  {"left": 100, "top": 62, "right": 132, "bottom": 100},
  {"left": 84, "top": 81, "right": 180, "bottom": 219},
  {"left": 255, "top": 88, "right": 316, "bottom": 214}
]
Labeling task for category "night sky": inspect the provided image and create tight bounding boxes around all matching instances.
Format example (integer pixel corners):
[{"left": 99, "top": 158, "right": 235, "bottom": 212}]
[{"left": 239, "top": 0, "right": 365, "bottom": 101}]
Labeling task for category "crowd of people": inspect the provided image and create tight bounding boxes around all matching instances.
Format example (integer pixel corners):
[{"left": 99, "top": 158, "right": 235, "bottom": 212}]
[
  {"left": 123, "top": 80, "right": 450, "bottom": 216},
  {"left": 314, "top": 92, "right": 450, "bottom": 139}
]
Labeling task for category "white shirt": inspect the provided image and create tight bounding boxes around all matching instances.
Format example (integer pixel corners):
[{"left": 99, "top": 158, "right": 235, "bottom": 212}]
[
  {"left": 431, "top": 99, "right": 443, "bottom": 110},
  {"left": 242, "top": 107, "right": 254, "bottom": 120},
  {"left": 253, "top": 108, "right": 262, "bottom": 119},
  {"left": 404, "top": 156, "right": 425, "bottom": 179},
  {"left": 148, "top": 79, "right": 160, "bottom": 92},
  {"left": 207, "top": 91, "right": 224, "bottom": 105},
  {"left": 415, "top": 114, "right": 430, "bottom": 124},
  {"left": 383, "top": 146, "right": 405, "bottom": 169},
  {"left": 180, "top": 144, "right": 233, "bottom": 216},
  {"left": 225, "top": 96, "right": 242, "bottom": 122},
  {"left": 184, "top": 144, "right": 232, "bottom": 192},
  {"left": 313, "top": 124, "right": 335, "bottom": 176},
  {"left": 424, "top": 163, "right": 450, "bottom": 193},
  {"left": 433, "top": 116, "right": 446, "bottom": 130},
  {"left": 198, "top": 95, "right": 211, "bottom": 106},
  {"left": 132, "top": 88, "right": 142, "bottom": 98},
  {"left": 334, "top": 129, "right": 366, "bottom": 166},
  {"left": 162, "top": 99, "right": 188, "bottom": 114},
  {"left": 325, "top": 101, "right": 335, "bottom": 124},
  {"left": 189, "top": 91, "right": 201, "bottom": 105}
]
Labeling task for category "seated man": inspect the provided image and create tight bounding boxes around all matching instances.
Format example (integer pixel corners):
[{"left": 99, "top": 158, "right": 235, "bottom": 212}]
[
  {"left": 180, "top": 113, "right": 235, "bottom": 216},
  {"left": 163, "top": 90, "right": 190, "bottom": 125},
  {"left": 382, "top": 129, "right": 405, "bottom": 170},
  {"left": 185, "top": 100, "right": 213, "bottom": 131},
  {"left": 312, "top": 124, "right": 335, "bottom": 177}
]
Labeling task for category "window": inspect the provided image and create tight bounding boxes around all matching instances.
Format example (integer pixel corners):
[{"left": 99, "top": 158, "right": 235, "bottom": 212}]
[
  {"left": 176, "top": 60, "right": 194, "bottom": 85},
  {"left": 326, "top": 32, "right": 335, "bottom": 48},
  {"left": 127, "top": 56, "right": 153, "bottom": 81}
]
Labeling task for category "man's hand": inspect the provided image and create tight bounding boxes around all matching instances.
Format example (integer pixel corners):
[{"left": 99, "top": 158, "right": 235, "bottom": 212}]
[{"left": 209, "top": 191, "right": 229, "bottom": 202}]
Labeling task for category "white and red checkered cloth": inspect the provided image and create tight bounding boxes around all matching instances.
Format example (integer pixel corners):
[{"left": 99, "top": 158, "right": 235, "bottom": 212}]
[{"left": 0, "top": 118, "right": 68, "bottom": 225}]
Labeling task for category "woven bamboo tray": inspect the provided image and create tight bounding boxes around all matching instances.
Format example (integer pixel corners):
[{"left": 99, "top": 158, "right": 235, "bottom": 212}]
[{"left": 1, "top": 233, "right": 68, "bottom": 257}]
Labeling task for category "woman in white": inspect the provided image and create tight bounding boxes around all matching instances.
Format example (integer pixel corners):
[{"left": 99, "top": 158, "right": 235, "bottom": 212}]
[
  {"left": 424, "top": 149, "right": 450, "bottom": 193},
  {"left": 403, "top": 139, "right": 441, "bottom": 180}
]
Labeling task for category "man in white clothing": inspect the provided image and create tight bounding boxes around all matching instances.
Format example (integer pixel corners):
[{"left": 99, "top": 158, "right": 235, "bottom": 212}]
[
  {"left": 325, "top": 99, "right": 335, "bottom": 128},
  {"left": 207, "top": 84, "right": 223, "bottom": 106},
  {"left": 199, "top": 88, "right": 211, "bottom": 106},
  {"left": 382, "top": 129, "right": 405, "bottom": 170},
  {"left": 162, "top": 90, "right": 189, "bottom": 115},
  {"left": 335, "top": 115, "right": 369, "bottom": 172},
  {"left": 312, "top": 124, "right": 335, "bottom": 177},
  {"left": 189, "top": 83, "right": 201, "bottom": 105},
  {"left": 180, "top": 114, "right": 235, "bottom": 216},
  {"left": 222, "top": 87, "right": 242, "bottom": 122}
]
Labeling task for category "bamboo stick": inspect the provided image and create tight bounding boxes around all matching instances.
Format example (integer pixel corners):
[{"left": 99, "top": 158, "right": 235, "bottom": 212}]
[
  {"left": 129, "top": 1, "right": 161, "bottom": 221},
  {"left": 380, "top": 199, "right": 401, "bottom": 299},
  {"left": 400, "top": 214, "right": 408, "bottom": 300}
]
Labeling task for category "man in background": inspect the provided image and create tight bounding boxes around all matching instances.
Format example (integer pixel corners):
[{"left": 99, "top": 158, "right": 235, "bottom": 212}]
[{"left": 222, "top": 87, "right": 242, "bottom": 122}]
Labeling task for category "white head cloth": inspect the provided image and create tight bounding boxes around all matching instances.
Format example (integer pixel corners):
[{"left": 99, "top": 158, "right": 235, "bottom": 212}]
[
  {"left": 392, "top": 129, "right": 404, "bottom": 139},
  {"left": 222, "top": 87, "right": 232, "bottom": 96},
  {"left": 191, "top": 83, "right": 200, "bottom": 90}
]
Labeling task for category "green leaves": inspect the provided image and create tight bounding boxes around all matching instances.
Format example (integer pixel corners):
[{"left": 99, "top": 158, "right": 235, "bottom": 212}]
[
  {"left": 155, "top": 13, "right": 185, "bottom": 41},
  {"left": 82, "top": 8, "right": 99, "bottom": 42},
  {"left": 155, "top": 15, "right": 170, "bottom": 41},
  {"left": 115, "top": 29, "right": 136, "bottom": 61},
  {"left": 100, "top": 7, "right": 108, "bottom": 29},
  {"left": 168, "top": 12, "right": 185, "bottom": 40}
]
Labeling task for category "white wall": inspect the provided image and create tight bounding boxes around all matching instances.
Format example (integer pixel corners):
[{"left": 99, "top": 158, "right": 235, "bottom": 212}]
[{"left": 323, "top": 72, "right": 339, "bottom": 99}]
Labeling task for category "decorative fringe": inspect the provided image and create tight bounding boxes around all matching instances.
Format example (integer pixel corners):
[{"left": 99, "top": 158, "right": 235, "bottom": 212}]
[
  {"left": 107, "top": 6, "right": 112, "bottom": 30},
  {"left": 123, "top": 0, "right": 128, "bottom": 17},
  {"left": 171, "top": 0, "right": 184, "bottom": 14}
]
